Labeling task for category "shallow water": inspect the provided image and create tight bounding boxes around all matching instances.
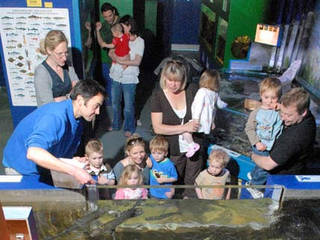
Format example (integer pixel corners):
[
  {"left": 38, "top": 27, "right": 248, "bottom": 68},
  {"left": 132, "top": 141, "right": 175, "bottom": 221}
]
[{"left": 23, "top": 199, "right": 320, "bottom": 240}]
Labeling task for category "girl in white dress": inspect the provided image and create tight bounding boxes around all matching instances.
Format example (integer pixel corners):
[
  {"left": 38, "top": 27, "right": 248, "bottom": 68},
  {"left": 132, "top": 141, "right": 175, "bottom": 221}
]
[{"left": 183, "top": 70, "right": 227, "bottom": 157}]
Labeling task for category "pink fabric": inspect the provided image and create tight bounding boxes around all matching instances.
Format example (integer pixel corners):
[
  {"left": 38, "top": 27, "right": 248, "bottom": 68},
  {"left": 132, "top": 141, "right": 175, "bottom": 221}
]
[{"left": 114, "top": 187, "right": 148, "bottom": 199}]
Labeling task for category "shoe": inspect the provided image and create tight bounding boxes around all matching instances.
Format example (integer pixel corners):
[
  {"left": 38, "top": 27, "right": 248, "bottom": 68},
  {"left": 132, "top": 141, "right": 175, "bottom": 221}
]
[
  {"left": 247, "top": 172, "right": 252, "bottom": 181},
  {"left": 186, "top": 143, "right": 200, "bottom": 158},
  {"left": 245, "top": 182, "right": 264, "bottom": 199},
  {"left": 124, "top": 131, "right": 132, "bottom": 137}
]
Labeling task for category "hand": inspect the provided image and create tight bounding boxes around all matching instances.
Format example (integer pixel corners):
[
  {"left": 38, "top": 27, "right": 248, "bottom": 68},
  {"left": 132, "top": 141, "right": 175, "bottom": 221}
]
[
  {"left": 85, "top": 21, "right": 91, "bottom": 31},
  {"left": 95, "top": 22, "right": 102, "bottom": 31},
  {"left": 274, "top": 103, "right": 281, "bottom": 110},
  {"left": 211, "top": 122, "right": 216, "bottom": 130},
  {"left": 184, "top": 119, "right": 199, "bottom": 133},
  {"left": 146, "top": 157, "right": 152, "bottom": 168},
  {"left": 72, "top": 167, "right": 95, "bottom": 185},
  {"left": 73, "top": 156, "right": 88, "bottom": 163},
  {"left": 255, "top": 142, "right": 267, "bottom": 151},
  {"left": 156, "top": 176, "right": 166, "bottom": 184},
  {"left": 165, "top": 189, "right": 174, "bottom": 199},
  {"left": 121, "top": 23, "right": 130, "bottom": 33}
]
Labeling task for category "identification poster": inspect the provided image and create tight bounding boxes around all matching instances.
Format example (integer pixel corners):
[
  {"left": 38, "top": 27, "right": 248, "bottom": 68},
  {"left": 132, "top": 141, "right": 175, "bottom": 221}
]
[{"left": 0, "top": 7, "right": 71, "bottom": 106}]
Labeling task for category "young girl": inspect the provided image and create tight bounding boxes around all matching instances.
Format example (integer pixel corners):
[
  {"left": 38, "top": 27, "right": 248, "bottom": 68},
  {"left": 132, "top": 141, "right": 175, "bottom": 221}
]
[
  {"left": 183, "top": 70, "right": 227, "bottom": 157},
  {"left": 114, "top": 165, "right": 148, "bottom": 199}
]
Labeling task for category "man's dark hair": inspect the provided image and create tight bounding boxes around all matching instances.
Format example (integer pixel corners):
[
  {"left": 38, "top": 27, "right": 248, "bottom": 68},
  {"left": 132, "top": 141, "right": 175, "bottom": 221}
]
[
  {"left": 70, "top": 79, "right": 106, "bottom": 102},
  {"left": 101, "top": 2, "right": 119, "bottom": 16}
]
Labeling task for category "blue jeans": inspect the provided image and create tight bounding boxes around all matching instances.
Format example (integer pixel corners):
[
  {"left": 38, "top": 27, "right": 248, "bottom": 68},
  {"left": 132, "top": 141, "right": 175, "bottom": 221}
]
[
  {"left": 251, "top": 146, "right": 269, "bottom": 185},
  {"left": 102, "top": 63, "right": 112, "bottom": 106},
  {"left": 111, "top": 81, "right": 136, "bottom": 133}
]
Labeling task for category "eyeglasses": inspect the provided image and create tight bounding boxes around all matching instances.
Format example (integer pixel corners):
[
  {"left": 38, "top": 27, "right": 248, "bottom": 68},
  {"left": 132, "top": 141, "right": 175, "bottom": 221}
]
[
  {"left": 127, "top": 137, "right": 143, "bottom": 146},
  {"left": 53, "top": 51, "right": 68, "bottom": 58}
]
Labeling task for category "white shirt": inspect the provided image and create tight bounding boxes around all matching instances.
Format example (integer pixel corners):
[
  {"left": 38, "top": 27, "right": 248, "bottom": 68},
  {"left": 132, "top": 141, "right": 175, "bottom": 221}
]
[
  {"left": 110, "top": 36, "right": 145, "bottom": 84},
  {"left": 191, "top": 88, "right": 227, "bottom": 134}
]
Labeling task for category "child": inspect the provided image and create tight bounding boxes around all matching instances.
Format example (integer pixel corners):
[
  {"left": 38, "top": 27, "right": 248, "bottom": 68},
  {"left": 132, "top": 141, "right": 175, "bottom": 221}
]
[
  {"left": 147, "top": 135, "right": 178, "bottom": 199},
  {"left": 114, "top": 165, "right": 148, "bottom": 200},
  {"left": 85, "top": 139, "right": 115, "bottom": 186},
  {"left": 183, "top": 70, "right": 227, "bottom": 158},
  {"left": 101, "top": 23, "right": 130, "bottom": 69},
  {"left": 245, "top": 77, "right": 282, "bottom": 198},
  {"left": 195, "top": 149, "right": 230, "bottom": 200}
]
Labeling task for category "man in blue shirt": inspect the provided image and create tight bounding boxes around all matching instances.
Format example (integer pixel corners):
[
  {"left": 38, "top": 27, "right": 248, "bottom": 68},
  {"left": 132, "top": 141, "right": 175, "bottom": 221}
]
[{"left": 2, "top": 79, "right": 106, "bottom": 185}]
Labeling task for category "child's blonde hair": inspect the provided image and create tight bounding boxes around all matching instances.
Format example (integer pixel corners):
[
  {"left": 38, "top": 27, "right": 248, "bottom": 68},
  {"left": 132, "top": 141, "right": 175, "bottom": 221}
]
[
  {"left": 119, "top": 165, "right": 143, "bottom": 185},
  {"left": 85, "top": 138, "right": 103, "bottom": 156},
  {"left": 259, "top": 77, "right": 282, "bottom": 98},
  {"left": 149, "top": 135, "right": 169, "bottom": 153},
  {"left": 111, "top": 23, "right": 123, "bottom": 34},
  {"left": 208, "top": 149, "right": 230, "bottom": 168},
  {"left": 199, "top": 69, "right": 221, "bottom": 92},
  {"left": 125, "top": 134, "right": 145, "bottom": 155}
]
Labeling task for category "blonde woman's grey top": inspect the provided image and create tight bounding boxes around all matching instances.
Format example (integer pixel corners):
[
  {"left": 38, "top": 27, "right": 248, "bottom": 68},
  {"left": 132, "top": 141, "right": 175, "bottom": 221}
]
[{"left": 34, "top": 61, "right": 79, "bottom": 106}]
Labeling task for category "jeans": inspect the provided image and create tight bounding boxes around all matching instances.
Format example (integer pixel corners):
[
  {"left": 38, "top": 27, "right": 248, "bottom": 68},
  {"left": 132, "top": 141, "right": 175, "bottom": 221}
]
[
  {"left": 111, "top": 80, "right": 136, "bottom": 133},
  {"left": 251, "top": 146, "right": 269, "bottom": 185},
  {"left": 102, "top": 63, "right": 112, "bottom": 106}
]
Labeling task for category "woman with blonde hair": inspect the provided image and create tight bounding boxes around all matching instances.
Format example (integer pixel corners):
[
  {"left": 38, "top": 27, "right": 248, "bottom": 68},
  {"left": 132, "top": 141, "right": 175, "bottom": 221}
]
[
  {"left": 34, "top": 30, "right": 79, "bottom": 106},
  {"left": 113, "top": 134, "right": 149, "bottom": 184},
  {"left": 151, "top": 58, "right": 202, "bottom": 198}
]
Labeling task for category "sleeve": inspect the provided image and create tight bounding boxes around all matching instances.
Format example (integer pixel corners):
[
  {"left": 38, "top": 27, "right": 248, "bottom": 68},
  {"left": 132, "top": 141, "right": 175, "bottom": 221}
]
[
  {"left": 150, "top": 89, "right": 162, "bottom": 113},
  {"left": 194, "top": 171, "right": 202, "bottom": 185},
  {"left": 113, "top": 162, "right": 124, "bottom": 183},
  {"left": 168, "top": 160, "right": 178, "bottom": 180},
  {"left": 141, "top": 188, "right": 148, "bottom": 199},
  {"left": 112, "top": 37, "right": 118, "bottom": 46},
  {"left": 245, "top": 108, "right": 260, "bottom": 146},
  {"left": 114, "top": 189, "right": 125, "bottom": 200},
  {"left": 270, "top": 131, "right": 300, "bottom": 166},
  {"left": 34, "top": 65, "right": 54, "bottom": 106},
  {"left": 135, "top": 38, "right": 145, "bottom": 57},
  {"left": 25, "top": 114, "right": 64, "bottom": 150},
  {"left": 216, "top": 95, "right": 228, "bottom": 109},
  {"left": 191, "top": 89, "right": 205, "bottom": 120},
  {"left": 68, "top": 66, "right": 80, "bottom": 83},
  {"left": 102, "top": 163, "right": 115, "bottom": 180}
]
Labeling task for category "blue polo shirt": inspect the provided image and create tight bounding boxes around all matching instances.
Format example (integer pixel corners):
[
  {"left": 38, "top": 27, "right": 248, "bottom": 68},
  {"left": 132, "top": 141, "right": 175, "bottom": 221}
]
[{"left": 2, "top": 99, "right": 82, "bottom": 175}]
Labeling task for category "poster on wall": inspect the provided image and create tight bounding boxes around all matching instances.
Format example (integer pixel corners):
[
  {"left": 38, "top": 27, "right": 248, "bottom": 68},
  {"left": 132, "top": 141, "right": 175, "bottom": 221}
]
[{"left": 0, "top": 7, "right": 71, "bottom": 106}]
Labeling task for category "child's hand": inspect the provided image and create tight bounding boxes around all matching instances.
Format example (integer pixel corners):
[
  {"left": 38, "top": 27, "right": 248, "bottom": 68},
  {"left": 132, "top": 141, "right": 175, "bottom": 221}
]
[
  {"left": 211, "top": 122, "right": 216, "bottom": 130},
  {"left": 156, "top": 176, "right": 166, "bottom": 184},
  {"left": 146, "top": 157, "right": 152, "bottom": 168},
  {"left": 274, "top": 103, "right": 281, "bottom": 110},
  {"left": 256, "top": 142, "right": 267, "bottom": 151}
]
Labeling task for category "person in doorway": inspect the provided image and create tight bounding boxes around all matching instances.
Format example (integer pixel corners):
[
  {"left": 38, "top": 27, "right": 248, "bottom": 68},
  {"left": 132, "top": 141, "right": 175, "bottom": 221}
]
[
  {"left": 34, "top": 30, "right": 79, "bottom": 107},
  {"left": 252, "top": 87, "right": 316, "bottom": 175},
  {"left": 95, "top": 2, "right": 120, "bottom": 105},
  {"left": 109, "top": 17, "right": 145, "bottom": 137},
  {"left": 2, "top": 80, "right": 106, "bottom": 185}
]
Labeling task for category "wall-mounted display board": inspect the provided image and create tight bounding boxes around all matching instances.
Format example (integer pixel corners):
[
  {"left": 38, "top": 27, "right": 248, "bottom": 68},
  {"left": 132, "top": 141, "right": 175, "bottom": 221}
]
[
  {"left": 0, "top": 7, "right": 71, "bottom": 106},
  {"left": 0, "top": 0, "right": 81, "bottom": 127}
]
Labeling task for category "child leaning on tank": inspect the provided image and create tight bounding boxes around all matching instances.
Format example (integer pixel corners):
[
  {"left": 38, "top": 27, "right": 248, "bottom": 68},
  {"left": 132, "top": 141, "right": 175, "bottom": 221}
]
[{"left": 84, "top": 138, "right": 115, "bottom": 186}]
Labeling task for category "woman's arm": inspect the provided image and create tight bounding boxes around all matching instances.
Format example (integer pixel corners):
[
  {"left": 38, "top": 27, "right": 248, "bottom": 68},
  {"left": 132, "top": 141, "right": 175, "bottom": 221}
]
[
  {"left": 34, "top": 65, "right": 54, "bottom": 106},
  {"left": 151, "top": 112, "right": 198, "bottom": 135},
  {"left": 116, "top": 54, "right": 142, "bottom": 66}
]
